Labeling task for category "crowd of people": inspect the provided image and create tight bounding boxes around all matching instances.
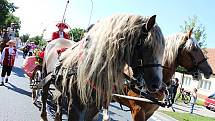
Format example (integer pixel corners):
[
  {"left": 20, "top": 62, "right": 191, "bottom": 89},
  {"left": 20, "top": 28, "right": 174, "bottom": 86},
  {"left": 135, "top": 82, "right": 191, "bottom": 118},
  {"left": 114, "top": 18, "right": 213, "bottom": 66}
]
[{"left": 0, "top": 22, "right": 70, "bottom": 86}]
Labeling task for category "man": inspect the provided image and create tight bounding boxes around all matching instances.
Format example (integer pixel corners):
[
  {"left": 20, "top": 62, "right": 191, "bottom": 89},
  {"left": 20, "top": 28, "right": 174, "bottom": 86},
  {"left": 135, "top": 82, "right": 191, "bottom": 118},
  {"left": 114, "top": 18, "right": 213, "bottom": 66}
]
[
  {"left": 170, "top": 78, "right": 179, "bottom": 103},
  {"left": 0, "top": 40, "right": 17, "bottom": 86},
  {"left": 51, "top": 22, "right": 70, "bottom": 40}
]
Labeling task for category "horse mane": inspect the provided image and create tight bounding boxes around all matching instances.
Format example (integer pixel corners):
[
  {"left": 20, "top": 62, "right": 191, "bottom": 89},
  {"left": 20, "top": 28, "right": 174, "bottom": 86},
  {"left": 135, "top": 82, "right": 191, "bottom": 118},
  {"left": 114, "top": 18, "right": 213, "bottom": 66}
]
[
  {"left": 163, "top": 32, "right": 199, "bottom": 65},
  {"left": 44, "top": 38, "right": 75, "bottom": 74},
  {"left": 61, "top": 14, "right": 164, "bottom": 106}
]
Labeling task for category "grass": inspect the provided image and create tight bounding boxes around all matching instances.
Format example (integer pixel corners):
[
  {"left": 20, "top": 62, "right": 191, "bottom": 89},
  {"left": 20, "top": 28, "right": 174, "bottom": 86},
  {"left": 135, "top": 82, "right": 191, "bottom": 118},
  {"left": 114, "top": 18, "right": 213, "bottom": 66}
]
[
  {"left": 196, "top": 99, "right": 205, "bottom": 106},
  {"left": 160, "top": 110, "right": 215, "bottom": 121}
]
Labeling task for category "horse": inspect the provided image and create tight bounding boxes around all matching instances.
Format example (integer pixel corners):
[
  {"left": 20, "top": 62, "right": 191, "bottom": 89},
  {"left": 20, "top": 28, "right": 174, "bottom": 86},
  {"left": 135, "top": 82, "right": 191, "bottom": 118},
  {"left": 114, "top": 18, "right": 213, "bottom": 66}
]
[
  {"left": 113, "top": 28, "right": 213, "bottom": 121},
  {"left": 40, "top": 14, "right": 165, "bottom": 121},
  {"left": 39, "top": 38, "right": 75, "bottom": 121}
]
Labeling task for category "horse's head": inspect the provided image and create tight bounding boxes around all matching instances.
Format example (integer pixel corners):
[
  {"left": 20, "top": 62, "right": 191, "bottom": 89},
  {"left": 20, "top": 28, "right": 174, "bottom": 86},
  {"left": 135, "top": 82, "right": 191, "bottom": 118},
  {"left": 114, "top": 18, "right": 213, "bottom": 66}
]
[
  {"left": 129, "top": 15, "right": 165, "bottom": 93},
  {"left": 177, "top": 28, "right": 213, "bottom": 79}
]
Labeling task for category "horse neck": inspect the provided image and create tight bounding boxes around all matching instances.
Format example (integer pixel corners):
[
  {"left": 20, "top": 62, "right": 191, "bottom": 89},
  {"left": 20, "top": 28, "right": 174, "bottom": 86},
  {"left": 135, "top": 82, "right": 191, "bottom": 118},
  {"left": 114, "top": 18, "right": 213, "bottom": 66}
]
[{"left": 163, "top": 59, "right": 178, "bottom": 85}]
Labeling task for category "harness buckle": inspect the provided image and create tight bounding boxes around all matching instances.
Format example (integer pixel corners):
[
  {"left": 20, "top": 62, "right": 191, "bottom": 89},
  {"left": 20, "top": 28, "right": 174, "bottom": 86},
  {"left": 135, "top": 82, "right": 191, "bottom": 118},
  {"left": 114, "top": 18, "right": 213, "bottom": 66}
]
[{"left": 137, "top": 59, "right": 143, "bottom": 66}]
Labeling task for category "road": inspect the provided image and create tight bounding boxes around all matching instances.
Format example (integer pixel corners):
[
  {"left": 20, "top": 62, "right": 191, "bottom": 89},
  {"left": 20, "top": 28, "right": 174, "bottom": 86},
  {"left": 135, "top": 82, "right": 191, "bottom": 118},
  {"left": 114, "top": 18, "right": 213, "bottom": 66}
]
[{"left": 0, "top": 50, "right": 176, "bottom": 121}]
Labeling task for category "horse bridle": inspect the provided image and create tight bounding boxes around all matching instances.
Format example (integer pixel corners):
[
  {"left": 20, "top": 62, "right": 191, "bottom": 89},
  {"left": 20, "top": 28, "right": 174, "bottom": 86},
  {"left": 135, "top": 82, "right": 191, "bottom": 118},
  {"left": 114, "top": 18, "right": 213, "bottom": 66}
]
[
  {"left": 177, "top": 41, "right": 208, "bottom": 78},
  {"left": 132, "top": 32, "right": 163, "bottom": 73}
]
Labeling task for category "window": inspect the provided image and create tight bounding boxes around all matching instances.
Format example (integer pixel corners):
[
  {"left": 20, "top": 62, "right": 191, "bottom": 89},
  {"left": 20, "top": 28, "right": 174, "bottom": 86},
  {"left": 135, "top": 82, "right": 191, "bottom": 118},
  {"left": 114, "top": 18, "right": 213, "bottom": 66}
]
[
  {"left": 199, "top": 80, "right": 211, "bottom": 90},
  {"left": 182, "top": 76, "right": 191, "bottom": 86}
]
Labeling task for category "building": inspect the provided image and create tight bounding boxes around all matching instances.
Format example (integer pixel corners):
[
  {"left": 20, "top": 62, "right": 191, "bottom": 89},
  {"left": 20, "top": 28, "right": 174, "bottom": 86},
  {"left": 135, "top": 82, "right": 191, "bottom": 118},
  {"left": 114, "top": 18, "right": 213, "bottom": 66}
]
[{"left": 174, "top": 48, "right": 215, "bottom": 99}]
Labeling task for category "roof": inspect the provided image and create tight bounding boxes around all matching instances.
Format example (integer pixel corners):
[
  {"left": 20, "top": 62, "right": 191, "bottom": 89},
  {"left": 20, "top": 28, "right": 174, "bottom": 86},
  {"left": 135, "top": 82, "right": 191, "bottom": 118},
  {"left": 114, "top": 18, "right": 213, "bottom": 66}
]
[{"left": 205, "top": 48, "right": 215, "bottom": 74}]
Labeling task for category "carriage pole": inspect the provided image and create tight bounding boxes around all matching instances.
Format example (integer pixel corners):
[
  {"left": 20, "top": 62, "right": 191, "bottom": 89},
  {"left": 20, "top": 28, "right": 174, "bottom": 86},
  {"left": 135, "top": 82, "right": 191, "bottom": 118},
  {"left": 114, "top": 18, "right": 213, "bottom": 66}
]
[{"left": 62, "top": 0, "right": 70, "bottom": 23}]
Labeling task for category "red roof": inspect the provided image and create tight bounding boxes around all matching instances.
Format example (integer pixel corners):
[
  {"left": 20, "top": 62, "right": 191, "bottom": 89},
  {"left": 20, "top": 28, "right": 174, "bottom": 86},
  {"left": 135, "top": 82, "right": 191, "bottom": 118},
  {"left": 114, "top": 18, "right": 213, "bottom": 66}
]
[{"left": 205, "top": 48, "right": 215, "bottom": 74}]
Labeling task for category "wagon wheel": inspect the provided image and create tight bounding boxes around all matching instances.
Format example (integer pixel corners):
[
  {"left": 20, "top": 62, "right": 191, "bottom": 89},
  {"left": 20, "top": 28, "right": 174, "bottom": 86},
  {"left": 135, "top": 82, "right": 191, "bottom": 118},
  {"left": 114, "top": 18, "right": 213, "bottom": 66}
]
[{"left": 32, "top": 68, "right": 42, "bottom": 105}]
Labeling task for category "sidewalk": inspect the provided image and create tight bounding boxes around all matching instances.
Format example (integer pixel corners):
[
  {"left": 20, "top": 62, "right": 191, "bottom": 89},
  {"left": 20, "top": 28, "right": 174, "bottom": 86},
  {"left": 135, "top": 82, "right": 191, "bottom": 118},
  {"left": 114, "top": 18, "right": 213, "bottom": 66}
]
[{"left": 158, "top": 102, "right": 215, "bottom": 118}]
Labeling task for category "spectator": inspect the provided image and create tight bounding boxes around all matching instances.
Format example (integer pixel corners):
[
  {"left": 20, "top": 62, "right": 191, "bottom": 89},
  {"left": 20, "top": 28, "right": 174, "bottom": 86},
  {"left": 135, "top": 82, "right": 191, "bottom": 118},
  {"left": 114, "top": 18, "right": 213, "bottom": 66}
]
[
  {"left": 28, "top": 42, "right": 36, "bottom": 56},
  {"left": 190, "top": 88, "right": 198, "bottom": 114},
  {"left": 0, "top": 40, "right": 17, "bottom": 85},
  {"left": 170, "top": 78, "right": 179, "bottom": 103}
]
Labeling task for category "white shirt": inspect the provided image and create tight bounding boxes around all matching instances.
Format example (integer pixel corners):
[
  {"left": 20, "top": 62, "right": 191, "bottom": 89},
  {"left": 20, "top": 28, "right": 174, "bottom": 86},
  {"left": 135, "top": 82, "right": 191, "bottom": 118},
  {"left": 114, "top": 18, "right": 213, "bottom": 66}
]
[
  {"left": 59, "top": 31, "right": 64, "bottom": 38},
  {"left": 0, "top": 47, "right": 17, "bottom": 63}
]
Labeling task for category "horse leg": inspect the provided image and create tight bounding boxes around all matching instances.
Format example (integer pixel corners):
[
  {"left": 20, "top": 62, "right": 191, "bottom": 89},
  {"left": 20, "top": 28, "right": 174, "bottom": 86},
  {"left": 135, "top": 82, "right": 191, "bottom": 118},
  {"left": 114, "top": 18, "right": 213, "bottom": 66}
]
[
  {"left": 54, "top": 93, "right": 62, "bottom": 121},
  {"left": 68, "top": 97, "right": 81, "bottom": 121},
  {"left": 130, "top": 104, "right": 145, "bottom": 121},
  {"left": 102, "top": 96, "right": 109, "bottom": 121},
  {"left": 40, "top": 81, "right": 51, "bottom": 121},
  {"left": 84, "top": 102, "right": 99, "bottom": 121},
  {"left": 32, "top": 88, "right": 36, "bottom": 103}
]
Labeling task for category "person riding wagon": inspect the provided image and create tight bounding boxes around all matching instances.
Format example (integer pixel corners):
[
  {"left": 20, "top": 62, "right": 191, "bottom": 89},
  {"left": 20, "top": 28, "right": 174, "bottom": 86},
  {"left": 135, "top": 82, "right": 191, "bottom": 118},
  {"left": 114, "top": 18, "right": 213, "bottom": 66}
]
[{"left": 51, "top": 22, "right": 70, "bottom": 40}]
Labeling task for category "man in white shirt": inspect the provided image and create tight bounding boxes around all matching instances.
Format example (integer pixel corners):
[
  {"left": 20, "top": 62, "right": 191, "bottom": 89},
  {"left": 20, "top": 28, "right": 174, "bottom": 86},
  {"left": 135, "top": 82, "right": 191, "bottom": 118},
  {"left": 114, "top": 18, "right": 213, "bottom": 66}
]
[{"left": 0, "top": 40, "right": 17, "bottom": 86}]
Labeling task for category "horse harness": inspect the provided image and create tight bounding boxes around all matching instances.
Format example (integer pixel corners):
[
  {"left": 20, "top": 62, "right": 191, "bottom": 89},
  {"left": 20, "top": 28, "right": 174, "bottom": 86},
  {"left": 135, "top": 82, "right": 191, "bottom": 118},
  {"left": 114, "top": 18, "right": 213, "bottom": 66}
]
[
  {"left": 177, "top": 41, "right": 207, "bottom": 78},
  {"left": 117, "top": 74, "right": 171, "bottom": 112}
]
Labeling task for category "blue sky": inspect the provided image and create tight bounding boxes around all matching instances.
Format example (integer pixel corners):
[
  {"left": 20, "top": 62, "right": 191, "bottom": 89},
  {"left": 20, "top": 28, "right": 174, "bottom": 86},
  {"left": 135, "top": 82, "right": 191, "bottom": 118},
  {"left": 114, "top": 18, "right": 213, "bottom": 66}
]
[{"left": 11, "top": 0, "right": 215, "bottom": 48}]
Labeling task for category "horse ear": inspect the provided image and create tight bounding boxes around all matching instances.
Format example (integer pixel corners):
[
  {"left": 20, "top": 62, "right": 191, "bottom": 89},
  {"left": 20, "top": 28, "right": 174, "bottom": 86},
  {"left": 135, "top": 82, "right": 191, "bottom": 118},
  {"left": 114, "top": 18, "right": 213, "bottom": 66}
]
[
  {"left": 146, "top": 15, "right": 156, "bottom": 31},
  {"left": 188, "top": 28, "right": 194, "bottom": 39}
]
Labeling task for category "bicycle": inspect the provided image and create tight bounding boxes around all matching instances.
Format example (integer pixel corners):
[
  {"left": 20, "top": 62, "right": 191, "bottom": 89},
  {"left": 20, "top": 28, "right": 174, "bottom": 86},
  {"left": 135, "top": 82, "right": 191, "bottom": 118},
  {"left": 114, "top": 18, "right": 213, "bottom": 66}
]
[{"left": 175, "top": 88, "right": 191, "bottom": 104}]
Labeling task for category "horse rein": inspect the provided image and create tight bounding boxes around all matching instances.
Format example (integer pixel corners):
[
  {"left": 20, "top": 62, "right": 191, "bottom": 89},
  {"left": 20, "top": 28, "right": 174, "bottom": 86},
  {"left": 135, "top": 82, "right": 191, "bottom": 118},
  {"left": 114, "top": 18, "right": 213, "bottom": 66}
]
[{"left": 122, "top": 73, "right": 169, "bottom": 108}]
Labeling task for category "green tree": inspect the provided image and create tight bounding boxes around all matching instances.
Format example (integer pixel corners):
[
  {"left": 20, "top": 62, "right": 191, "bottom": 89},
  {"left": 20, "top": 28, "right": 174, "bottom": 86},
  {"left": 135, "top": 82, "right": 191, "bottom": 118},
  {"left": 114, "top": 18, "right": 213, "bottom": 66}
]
[
  {"left": 68, "top": 28, "right": 85, "bottom": 42},
  {"left": 176, "top": 15, "right": 207, "bottom": 73},
  {"left": 5, "top": 13, "right": 21, "bottom": 30},
  {"left": 180, "top": 15, "right": 206, "bottom": 47},
  {"left": 0, "top": 0, "right": 18, "bottom": 30},
  {"left": 20, "top": 34, "right": 30, "bottom": 43},
  {"left": 30, "top": 35, "right": 47, "bottom": 47}
]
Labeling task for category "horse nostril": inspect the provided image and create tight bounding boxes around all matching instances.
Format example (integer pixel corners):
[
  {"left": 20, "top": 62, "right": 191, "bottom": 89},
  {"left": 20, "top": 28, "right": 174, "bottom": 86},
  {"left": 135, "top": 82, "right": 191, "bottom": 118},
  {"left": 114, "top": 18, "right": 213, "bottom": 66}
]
[{"left": 209, "top": 71, "right": 213, "bottom": 75}]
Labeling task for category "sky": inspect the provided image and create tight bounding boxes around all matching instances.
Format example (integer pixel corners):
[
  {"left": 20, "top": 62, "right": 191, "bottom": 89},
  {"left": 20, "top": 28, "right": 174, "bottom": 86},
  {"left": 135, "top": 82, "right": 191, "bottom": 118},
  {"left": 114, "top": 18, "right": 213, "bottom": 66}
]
[{"left": 10, "top": 0, "right": 215, "bottom": 48}]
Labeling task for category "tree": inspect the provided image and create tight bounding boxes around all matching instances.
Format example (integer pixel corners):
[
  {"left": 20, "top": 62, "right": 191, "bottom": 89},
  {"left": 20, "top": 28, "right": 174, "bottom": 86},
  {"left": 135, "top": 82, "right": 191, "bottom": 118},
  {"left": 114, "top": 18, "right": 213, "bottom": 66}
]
[
  {"left": 20, "top": 34, "right": 30, "bottom": 43},
  {"left": 180, "top": 15, "right": 206, "bottom": 48},
  {"left": 0, "top": 0, "right": 18, "bottom": 30},
  {"left": 176, "top": 15, "right": 207, "bottom": 73},
  {"left": 30, "top": 35, "right": 47, "bottom": 47},
  {"left": 68, "top": 28, "right": 85, "bottom": 42},
  {"left": 5, "top": 13, "right": 21, "bottom": 30}
]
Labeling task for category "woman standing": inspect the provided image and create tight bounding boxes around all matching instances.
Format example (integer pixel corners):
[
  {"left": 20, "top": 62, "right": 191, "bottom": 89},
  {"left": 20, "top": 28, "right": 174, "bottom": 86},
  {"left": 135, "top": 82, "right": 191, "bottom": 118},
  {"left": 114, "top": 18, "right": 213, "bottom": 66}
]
[{"left": 190, "top": 88, "right": 198, "bottom": 114}]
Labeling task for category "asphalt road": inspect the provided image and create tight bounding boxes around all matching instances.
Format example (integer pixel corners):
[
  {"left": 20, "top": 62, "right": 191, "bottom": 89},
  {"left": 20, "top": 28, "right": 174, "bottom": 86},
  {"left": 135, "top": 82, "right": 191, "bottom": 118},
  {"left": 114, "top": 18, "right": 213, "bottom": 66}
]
[{"left": 0, "top": 50, "right": 176, "bottom": 121}]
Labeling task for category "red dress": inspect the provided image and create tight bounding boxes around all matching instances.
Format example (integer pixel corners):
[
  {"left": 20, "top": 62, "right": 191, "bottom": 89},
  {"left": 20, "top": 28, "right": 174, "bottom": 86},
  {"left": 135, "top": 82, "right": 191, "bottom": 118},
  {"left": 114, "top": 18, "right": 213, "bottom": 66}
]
[{"left": 51, "top": 31, "right": 70, "bottom": 40}]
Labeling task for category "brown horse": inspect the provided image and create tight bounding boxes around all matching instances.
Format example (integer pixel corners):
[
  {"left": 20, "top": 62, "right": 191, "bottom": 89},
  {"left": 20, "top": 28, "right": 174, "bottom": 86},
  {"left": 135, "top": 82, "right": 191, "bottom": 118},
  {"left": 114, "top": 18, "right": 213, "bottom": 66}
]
[
  {"left": 114, "top": 28, "right": 213, "bottom": 121},
  {"left": 40, "top": 14, "right": 165, "bottom": 121}
]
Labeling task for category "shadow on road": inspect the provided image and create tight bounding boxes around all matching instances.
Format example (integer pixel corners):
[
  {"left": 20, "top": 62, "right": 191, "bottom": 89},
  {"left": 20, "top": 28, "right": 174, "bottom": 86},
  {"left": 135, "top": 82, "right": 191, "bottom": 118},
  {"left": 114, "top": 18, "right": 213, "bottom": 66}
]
[
  {"left": 12, "top": 66, "right": 26, "bottom": 77},
  {"left": 4, "top": 82, "right": 31, "bottom": 97}
]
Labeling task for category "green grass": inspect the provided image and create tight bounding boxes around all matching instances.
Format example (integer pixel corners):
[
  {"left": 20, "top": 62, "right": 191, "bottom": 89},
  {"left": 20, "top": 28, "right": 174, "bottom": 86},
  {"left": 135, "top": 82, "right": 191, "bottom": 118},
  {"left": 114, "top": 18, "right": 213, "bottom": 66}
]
[
  {"left": 196, "top": 99, "right": 205, "bottom": 106},
  {"left": 160, "top": 110, "right": 215, "bottom": 121}
]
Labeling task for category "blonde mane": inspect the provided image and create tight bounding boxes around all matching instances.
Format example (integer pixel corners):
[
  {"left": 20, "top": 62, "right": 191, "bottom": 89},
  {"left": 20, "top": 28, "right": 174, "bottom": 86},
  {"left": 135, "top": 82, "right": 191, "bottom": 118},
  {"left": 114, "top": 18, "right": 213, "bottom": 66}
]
[
  {"left": 60, "top": 14, "right": 165, "bottom": 106},
  {"left": 163, "top": 32, "right": 199, "bottom": 65}
]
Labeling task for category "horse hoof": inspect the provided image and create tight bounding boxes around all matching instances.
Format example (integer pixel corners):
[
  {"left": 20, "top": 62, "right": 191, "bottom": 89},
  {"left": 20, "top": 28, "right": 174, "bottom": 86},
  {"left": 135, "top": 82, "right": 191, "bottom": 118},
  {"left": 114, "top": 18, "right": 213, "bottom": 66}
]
[
  {"left": 40, "top": 118, "right": 48, "bottom": 121},
  {"left": 102, "top": 109, "right": 109, "bottom": 121}
]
